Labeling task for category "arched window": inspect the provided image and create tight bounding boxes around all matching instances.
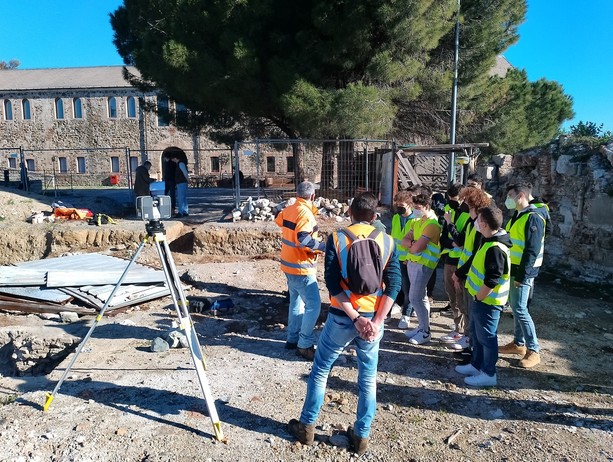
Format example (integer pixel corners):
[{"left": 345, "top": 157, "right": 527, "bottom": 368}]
[
  {"left": 55, "top": 98, "right": 64, "bottom": 119},
  {"left": 73, "top": 98, "right": 83, "bottom": 119},
  {"left": 22, "top": 99, "right": 31, "bottom": 120},
  {"left": 126, "top": 96, "right": 136, "bottom": 118},
  {"left": 157, "top": 95, "right": 169, "bottom": 126},
  {"left": 108, "top": 97, "right": 117, "bottom": 118},
  {"left": 3, "top": 100, "right": 13, "bottom": 120}
]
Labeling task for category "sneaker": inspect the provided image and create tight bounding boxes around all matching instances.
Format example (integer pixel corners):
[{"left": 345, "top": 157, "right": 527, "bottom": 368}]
[
  {"left": 447, "top": 336, "right": 470, "bottom": 351},
  {"left": 464, "top": 371, "right": 497, "bottom": 387},
  {"left": 296, "top": 346, "right": 315, "bottom": 361},
  {"left": 499, "top": 341, "right": 527, "bottom": 356},
  {"left": 403, "top": 327, "right": 421, "bottom": 340},
  {"left": 288, "top": 419, "right": 314, "bottom": 445},
  {"left": 440, "top": 330, "right": 462, "bottom": 343},
  {"left": 455, "top": 363, "right": 480, "bottom": 376},
  {"left": 398, "top": 315, "right": 411, "bottom": 329},
  {"left": 408, "top": 329, "right": 431, "bottom": 345},
  {"left": 519, "top": 350, "right": 541, "bottom": 368},
  {"left": 347, "top": 426, "right": 369, "bottom": 455}
]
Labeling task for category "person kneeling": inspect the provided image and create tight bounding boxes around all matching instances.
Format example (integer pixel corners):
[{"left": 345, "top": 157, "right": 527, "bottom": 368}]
[{"left": 452, "top": 206, "right": 511, "bottom": 387}]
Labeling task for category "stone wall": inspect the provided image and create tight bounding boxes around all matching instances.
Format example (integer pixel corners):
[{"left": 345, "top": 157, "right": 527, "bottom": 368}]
[{"left": 479, "top": 140, "right": 613, "bottom": 284}]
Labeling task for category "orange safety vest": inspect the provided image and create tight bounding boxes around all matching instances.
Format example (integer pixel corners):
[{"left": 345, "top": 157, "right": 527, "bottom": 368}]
[
  {"left": 330, "top": 222, "right": 394, "bottom": 313},
  {"left": 274, "top": 198, "right": 321, "bottom": 275}
]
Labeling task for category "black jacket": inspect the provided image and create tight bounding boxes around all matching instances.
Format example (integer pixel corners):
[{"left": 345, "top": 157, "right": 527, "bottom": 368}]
[{"left": 506, "top": 205, "right": 546, "bottom": 282}]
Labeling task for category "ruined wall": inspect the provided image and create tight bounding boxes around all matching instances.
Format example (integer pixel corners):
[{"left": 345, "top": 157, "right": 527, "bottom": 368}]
[{"left": 479, "top": 140, "right": 613, "bottom": 284}]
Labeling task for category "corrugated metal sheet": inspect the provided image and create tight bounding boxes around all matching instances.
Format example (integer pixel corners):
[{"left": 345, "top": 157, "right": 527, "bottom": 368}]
[
  {"left": 0, "top": 267, "right": 46, "bottom": 286},
  {"left": 0, "top": 287, "right": 73, "bottom": 304},
  {"left": 8, "top": 253, "right": 171, "bottom": 311}
]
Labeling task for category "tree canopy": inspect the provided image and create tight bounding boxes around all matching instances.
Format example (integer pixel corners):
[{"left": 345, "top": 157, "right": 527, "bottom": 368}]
[
  {"left": 0, "top": 60, "right": 19, "bottom": 70},
  {"left": 111, "top": 0, "right": 573, "bottom": 154}
]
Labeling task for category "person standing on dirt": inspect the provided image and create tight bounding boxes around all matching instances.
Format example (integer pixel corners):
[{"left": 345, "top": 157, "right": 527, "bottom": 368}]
[
  {"left": 288, "top": 193, "right": 400, "bottom": 455},
  {"left": 274, "top": 181, "right": 325, "bottom": 361},
  {"left": 498, "top": 182, "right": 546, "bottom": 368},
  {"left": 162, "top": 147, "right": 181, "bottom": 214},
  {"left": 453, "top": 205, "right": 511, "bottom": 387},
  {"left": 171, "top": 152, "right": 190, "bottom": 217},
  {"left": 133, "top": 161, "right": 154, "bottom": 198}
]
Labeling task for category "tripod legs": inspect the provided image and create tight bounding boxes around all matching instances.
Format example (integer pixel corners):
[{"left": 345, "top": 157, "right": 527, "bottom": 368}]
[{"left": 43, "top": 230, "right": 226, "bottom": 442}]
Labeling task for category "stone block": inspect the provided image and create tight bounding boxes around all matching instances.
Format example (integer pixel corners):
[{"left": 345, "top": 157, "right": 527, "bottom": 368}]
[{"left": 556, "top": 155, "right": 577, "bottom": 175}]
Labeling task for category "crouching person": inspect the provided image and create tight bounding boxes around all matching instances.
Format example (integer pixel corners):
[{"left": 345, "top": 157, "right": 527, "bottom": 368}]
[
  {"left": 288, "top": 193, "right": 401, "bottom": 454},
  {"left": 453, "top": 206, "right": 511, "bottom": 387}
]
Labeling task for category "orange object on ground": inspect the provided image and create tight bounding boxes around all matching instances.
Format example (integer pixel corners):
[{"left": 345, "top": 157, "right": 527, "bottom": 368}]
[{"left": 53, "top": 207, "right": 94, "bottom": 220}]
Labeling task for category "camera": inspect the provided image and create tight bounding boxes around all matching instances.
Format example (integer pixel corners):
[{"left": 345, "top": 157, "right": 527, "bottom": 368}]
[{"left": 136, "top": 195, "right": 172, "bottom": 221}]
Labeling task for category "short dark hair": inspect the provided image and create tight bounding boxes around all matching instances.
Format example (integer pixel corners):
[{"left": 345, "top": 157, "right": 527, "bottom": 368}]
[
  {"left": 467, "top": 173, "right": 483, "bottom": 185},
  {"left": 411, "top": 192, "right": 431, "bottom": 208},
  {"left": 507, "top": 182, "right": 532, "bottom": 196},
  {"left": 478, "top": 205, "right": 503, "bottom": 230},
  {"left": 350, "top": 193, "right": 378, "bottom": 222},
  {"left": 143, "top": 161, "right": 152, "bottom": 168},
  {"left": 447, "top": 183, "right": 464, "bottom": 198},
  {"left": 417, "top": 184, "right": 432, "bottom": 198}
]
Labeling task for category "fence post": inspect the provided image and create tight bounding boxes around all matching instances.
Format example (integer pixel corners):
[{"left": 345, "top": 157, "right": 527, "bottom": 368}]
[
  {"left": 233, "top": 141, "right": 240, "bottom": 209},
  {"left": 364, "top": 143, "right": 369, "bottom": 191},
  {"left": 19, "top": 147, "right": 29, "bottom": 192},
  {"left": 125, "top": 147, "right": 133, "bottom": 190},
  {"left": 256, "top": 140, "right": 260, "bottom": 200}
]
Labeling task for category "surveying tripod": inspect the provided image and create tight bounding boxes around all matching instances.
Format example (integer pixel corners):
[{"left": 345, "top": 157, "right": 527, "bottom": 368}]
[{"left": 43, "top": 218, "right": 226, "bottom": 443}]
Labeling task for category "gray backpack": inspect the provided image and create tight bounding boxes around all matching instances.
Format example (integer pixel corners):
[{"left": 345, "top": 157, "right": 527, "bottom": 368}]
[{"left": 338, "top": 228, "right": 384, "bottom": 295}]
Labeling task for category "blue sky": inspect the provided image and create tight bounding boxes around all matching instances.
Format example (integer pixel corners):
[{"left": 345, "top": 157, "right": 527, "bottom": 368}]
[{"left": 1, "top": 0, "right": 611, "bottom": 133}]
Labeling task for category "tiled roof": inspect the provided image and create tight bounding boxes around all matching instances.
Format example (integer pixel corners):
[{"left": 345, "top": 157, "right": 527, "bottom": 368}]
[
  {"left": 489, "top": 55, "right": 513, "bottom": 78},
  {"left": 0, "top": 66, "right": 141, "bottom": 91}
]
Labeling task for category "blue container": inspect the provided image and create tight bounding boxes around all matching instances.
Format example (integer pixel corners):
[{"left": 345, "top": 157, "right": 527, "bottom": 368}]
[{"left": 149, "top": 181, "right": 165, "bottom": 197}]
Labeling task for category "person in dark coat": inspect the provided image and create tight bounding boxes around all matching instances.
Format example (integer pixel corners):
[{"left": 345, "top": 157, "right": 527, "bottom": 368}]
[{"left": 133, "top": 161, "right": 154, "bottom": 197}]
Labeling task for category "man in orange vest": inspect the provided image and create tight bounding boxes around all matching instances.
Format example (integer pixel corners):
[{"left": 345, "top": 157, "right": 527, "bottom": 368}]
[
  {"left": 288, "top": 193, "right": 401, "bottom": 455},
  {"left": 275, "top": 181, "right": 325, "bottom": 361}
]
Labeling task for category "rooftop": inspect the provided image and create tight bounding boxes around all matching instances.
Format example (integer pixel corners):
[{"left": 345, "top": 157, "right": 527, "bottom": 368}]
[{"left": 0, "top": 66, "right": 141, "bottom": 92}]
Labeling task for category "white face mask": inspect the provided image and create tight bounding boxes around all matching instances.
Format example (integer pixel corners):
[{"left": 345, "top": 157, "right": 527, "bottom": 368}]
[
  {"left": 473, "top": 219, "right": 481, "bottom": 233},
  {"left": 412, "top": 209, "right": 425, "bottom": 218},
  {"left": 505, "top": 196, "right": 517, "bottom": 210}
]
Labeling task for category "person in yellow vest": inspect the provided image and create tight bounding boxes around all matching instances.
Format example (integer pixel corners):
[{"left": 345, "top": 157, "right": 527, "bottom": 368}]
[
  {"left": 390, "top": 187, "right": 419, "bottom": 329},
  {"left": 274, "top": 181, "right": 326, "bottom": 361},
  {"left": 440, "top": 184, "right": 471, "bottom": 345},
  {"left": 401, "top": 191, "right": 442, "bottom": 344},
  {"left": 498, "top": 182, "right": 546, "bottom": 368},
  {"left": 466, "top": 173, "right": 493, "bottom": 203},
  {"left": 453, "top": 205, "right": 511, "bottom": 387},
  {"left": 288, "top": 193, "right": 400, "bottom": 455},
  {"left": 448, "top": 186, "right": 491, "bottom": 352}
]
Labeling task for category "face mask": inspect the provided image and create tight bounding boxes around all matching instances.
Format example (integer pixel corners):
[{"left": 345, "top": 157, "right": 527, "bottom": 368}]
[
  {"left": 412, "top": 209, "right": 425, "bottom": 218},
  {"left": 473, "top": 220, "right": 481, "bottom": 233},
  {"left": 448, "top": 200, "right": 460, "bottom": 210},
  {"left": 397, "top": 206, "right": 407, "bottom": 215},
  {"left": 504, "top": 196, "right": 517, "bottom": 210}
]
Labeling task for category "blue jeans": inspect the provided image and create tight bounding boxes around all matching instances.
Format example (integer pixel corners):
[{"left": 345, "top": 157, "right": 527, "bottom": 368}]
[
  {"left": 176, "top": 182, "right": 188, "bottom": 214},
  {"left": 299, "top": 313, "right": 383, "bottom": 438},
  {"left": 285, "top": 273, "right": 321, "bottom": 348},
  {"left": 509, "top": 277, "right": 539, "bottom": 352},
  {"left": 399, "top": 262, "right": 413, "bottom": 315},
  {"left": 470, "top": 300, "right": 502, "bottom": 376}
]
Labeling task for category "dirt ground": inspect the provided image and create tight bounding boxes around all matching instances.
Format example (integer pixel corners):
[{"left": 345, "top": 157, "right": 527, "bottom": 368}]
[{"left": 0, "top": 187, "right": 612, "bottom": 462}]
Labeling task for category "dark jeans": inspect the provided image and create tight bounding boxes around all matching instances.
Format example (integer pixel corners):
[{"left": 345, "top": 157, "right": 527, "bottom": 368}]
[{"left": 470, "top": 299, "right": 502, "bottom": 376}]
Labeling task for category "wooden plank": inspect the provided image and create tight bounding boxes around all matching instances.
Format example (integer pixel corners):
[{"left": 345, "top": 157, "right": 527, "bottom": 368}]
[
  {"left": 0, "top": 300, "right": 96, "bottom": 316},
  {"left": 396, "top": 152, "right": 422, "bottom": 186}
]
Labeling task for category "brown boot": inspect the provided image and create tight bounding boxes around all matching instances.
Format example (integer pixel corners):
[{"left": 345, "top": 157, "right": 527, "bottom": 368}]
[
  {"left": 498, "top": 341, "right": 527, "bottom": 356},
  {"left": 519, "top": 350, "right": 541, "bottom": 368},
  {"left": 288, "top": 419, "right": 314, "bottom": 445},
  {"left": 296, "top": 346, "right": 315, "bottom": 361},
  {"left": 348, "top": 426, "right": 369, "bottom": 455}
]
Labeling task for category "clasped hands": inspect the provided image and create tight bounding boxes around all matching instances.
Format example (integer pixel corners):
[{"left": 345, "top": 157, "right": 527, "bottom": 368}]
[{"left": 354, "top": 316, "right": 379, "bottom": 342}]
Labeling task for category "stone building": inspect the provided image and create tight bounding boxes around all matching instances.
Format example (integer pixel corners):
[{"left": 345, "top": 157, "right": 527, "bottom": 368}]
[{"left": 0, "top": 66, "right": 296, "bottom": 186}]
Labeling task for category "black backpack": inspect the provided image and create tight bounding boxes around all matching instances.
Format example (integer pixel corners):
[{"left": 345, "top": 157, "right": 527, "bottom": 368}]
[{"left": 339, "top": 228, "right": 385, "bottom": 295}]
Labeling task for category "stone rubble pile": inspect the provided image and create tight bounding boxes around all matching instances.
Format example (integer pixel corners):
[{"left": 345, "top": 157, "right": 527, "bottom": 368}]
[
  {"left": 8, "top": 334, "right": 77, "bottom": 376},
  {"left": 231, "top": 196, "right": 351, "bottom": 223}
]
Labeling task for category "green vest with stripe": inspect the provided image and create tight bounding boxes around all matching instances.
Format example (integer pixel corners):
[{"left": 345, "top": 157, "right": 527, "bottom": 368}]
[
  {"left": 408, "top": 212, "right": 441, "bottom": 270},
  {"left": 457, "top": 220, "right": 477, "bottom": 269},
  {"left": 466, "top": 241, "right": 511, "bottom": 306},
  {"left": 505, "top": 210, "right": 545, "bottom": 267},
  {"left": 391, "top": 214, "right": 417, "bottom": 262},
  {"left": 448, "top": 209, "right": 471, "bottom": 259}
]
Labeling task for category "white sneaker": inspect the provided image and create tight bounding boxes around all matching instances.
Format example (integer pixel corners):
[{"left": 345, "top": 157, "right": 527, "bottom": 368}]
[
  {"left": 447, "top": 336, "right": 470, "bottom": 351},
  {"left": 455, "top": 363, "right": 480, "bottom": 376},
  {"left": 408, "top": 329, "right": 431, "bottom": 345},
  {"left": 439, "top": 330, "right": 462, "bottom": 343},
  {"left": 403, "top": 327, "right": 420, "bottom": 339},
  {"left": 398, "top": 315, "right": 411, "bottom": 329},
  {"left": 464, "top": 372, "right": 497, "bottom": 387}
]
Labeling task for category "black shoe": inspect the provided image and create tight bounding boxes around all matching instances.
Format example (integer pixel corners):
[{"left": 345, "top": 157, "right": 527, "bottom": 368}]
[{"left": 285, "top": 342, "right": 298, "bottom": 350}]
